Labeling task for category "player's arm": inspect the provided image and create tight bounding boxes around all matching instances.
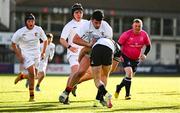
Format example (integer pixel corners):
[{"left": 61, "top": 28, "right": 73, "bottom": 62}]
[
  {"left": 140, "top": 33, "right": 151, "bottom": 61},
  {"left": 78, "top": 46, "right": 91, "bottom": 62},
  {"left": 49, "top": 45, "right": 55, "bottom": 61},
  {"left": 111, "top": 60, "right": 119, "bottom": 73},
  {"left": 39, "top": 27, "right": 48, "bottom": 59},
  {"left": 59, "top": 38, "right": 77, "bottom": 53},
  {"left": 73, "top": 34, "right": 92, "bottom": 47},
  {"left": 144, "top": 45, "right": 151, "bottom": 56},
  {"left": 140, "top": 45, "right": 151, "bottom": 61},
  {"left": 111, "top": 42, "right": 122, "bottom": 72},
  {"left": 41, "top": 40, "right": 48, "bottom": 59},
  {"left": 11, "top": 42, "right": 24, "bottom": 63}
]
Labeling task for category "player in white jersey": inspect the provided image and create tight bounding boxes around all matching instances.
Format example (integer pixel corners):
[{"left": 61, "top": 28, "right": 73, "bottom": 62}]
[
  {"left": 59, "top": 3, "right": 92, "bottom": 99},
  {"left": 12, "top": 13, "right": 48, "bottom": 102},
  {"left": 59, "top": 10, "right": 119, "bottom": 108},
  {"left": 36, "top": 33, "right": 55, "bottom": 91},
  {"left": 19, "top": 33, "right": 55, "bottom": 90}
]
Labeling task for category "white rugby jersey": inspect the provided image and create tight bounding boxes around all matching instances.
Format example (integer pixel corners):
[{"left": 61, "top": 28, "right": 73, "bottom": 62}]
[
  {"left": 60, "top": 19, "right": 88, "bottom": 58},
  {"left": 76, "top": 20, "right": 113, "bottom": 42},
  {"left": 40, "top": 42, "right": 55, "bottom": 64},
  {"left": 11, "top": 25, "right": 47, "bottom": 58},
  {"left": 93, "top": 38, "right": 115, "bottom": 52}
]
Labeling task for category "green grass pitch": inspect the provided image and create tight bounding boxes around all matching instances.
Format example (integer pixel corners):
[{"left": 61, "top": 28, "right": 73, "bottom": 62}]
[{"left": 0, "top": 74, "right": 180, "bottom": 113}]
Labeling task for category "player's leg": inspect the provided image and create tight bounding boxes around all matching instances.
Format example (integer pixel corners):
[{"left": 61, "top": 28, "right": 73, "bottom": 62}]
[
  {"left": 111, "top": 60, "right": 119, "bottom": 73},
  {"left": 59, "top": 55, "right": 91, "bottom": 104},
  {"left": 92, "top": 65, "right": 112, "bottom": 108},
  {"left": 71, "top": 55, "right": 93, "bottom": 97},
  {"left": 69, "top": 55, "right": 91, "bottom": 90},
  {"left": 59, "top": 55, "right": 79, "bottom": 104},
  {"left": 124, "top": 61, "right": 139, "bottom": 99},
  {"left": 14, "top": 71, "right": 29, "bottom": 84},
  {"left": 101, "top": 65, "right": 112, "bottom": 86},
  {"left": 71, "top": 67, "right": 92, "bottom": 97},
  {"left": 36, "top": 61, "right": 46, "bottom": 91},
  {"left": 27, "top": 65, "right": 36, "bottom": 102},
  {"left": 123, "top": 67, "right": 133, "bottom": 99},
  {"left": 91, "top": 45, "right": 112, "bottom": 108},
  {"left": 114, "top": 66, "right": 133, "bottom": 99},
  {"left": 102, "top": 65, "right": 113, "bottom": 108},
  {"left": 36, "top": 71, "right": 44, "bottom": 91},
  {"left": 98, "top": 48, "right": 113, "bottom": 108},
  {"left": 14, "top": 63, "right": 28, "bottom": 84},
  {"left": 115, "top": 55, "right": 131, "bottom": 99},
  {"left": 76, "top": 55, "right": 92, "bottom": 84}
]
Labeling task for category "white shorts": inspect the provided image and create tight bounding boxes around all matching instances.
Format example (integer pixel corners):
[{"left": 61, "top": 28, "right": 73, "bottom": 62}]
[
  {"left": 68, "top": 55, "right": 79, "bottom": 67},
  {"left": 38, "top": 60, "right": 47, "bottom": 73},
  {"left": 23, "top": 56, "right": 40, "bottom": 69}
]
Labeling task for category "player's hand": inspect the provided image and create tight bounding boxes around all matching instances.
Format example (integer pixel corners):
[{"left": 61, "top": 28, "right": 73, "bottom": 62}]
[
  {"left": 119, "top": 56, "right": 124, "bottom": 62},
  {"left": 18, "top": 55, "right": 24, "bottom": 64},
  {"left": 139, "top": 54, "right": 146, "bottom": 61},
  {"left": 89, "top": 38, "right": 97, "bottom": 47},
  {"left": 41, "top": 52, "right": 45, "bottom": 59},
  {"left": 16, "top": 52, "right": 24, "bottom": 63},
  {"left": 69, "top": 46, "right": 78, "bottom": 53}
]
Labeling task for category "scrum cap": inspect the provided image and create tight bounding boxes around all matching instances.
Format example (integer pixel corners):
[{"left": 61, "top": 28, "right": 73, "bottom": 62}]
[
  {"left": 25, "top": 13, "right": 35, "bottom": 24},
  {"left": 71, "top": 3, "right": 83, "bottom": 15}
]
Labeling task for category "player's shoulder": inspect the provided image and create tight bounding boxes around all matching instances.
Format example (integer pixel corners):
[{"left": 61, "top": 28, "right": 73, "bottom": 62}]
[
  {"left": 64, "top": 20, "right": 75, "bottom": 27},
  {"left": 141, "top": 30, "right": 148, "bottom": 34},
  {"left": 124, "top": 29, "right": 133, "bottom": 34},
  {"left": 33, "top": 25, "right": 43, "bottom": 30},
  {"left": 17, "top": 26, "right": 26, "bottom": 31},
  {"left": 101, "top": 21, "right": 112, "bottom": 30},
  {"left": 81, "top": 19, "right": 88, "bottom": 23},
  {"left": 102, "top": 20, "right": 110, "bottom": 26},
  {"left": 120, "top": 29, "right": 132, "bottom": 38},
  {"left": 14, "top": 26, "right": 26, "bottom": 35},
  {"left": 81, "top": 20, "right": 90, "bottom": 27}
]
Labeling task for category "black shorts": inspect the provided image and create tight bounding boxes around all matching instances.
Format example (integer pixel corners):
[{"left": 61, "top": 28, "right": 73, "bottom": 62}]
[
  {"left": 122, "top": 54, "right": 140, "bottom": 72},
  {"left": 90, "top": 44, "right": 113, "bottom": 66}
]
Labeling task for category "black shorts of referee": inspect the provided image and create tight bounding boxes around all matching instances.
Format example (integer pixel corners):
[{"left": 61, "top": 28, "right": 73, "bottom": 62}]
[{"left": 122, "top": 54, "right": 140, "bottom": 73}]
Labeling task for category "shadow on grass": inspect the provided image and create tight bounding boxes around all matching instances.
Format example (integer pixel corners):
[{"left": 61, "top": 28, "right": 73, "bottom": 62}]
[
  {"left": 0, "top": 102, "right": 180, "bottom": 112},
  {"left": 70, "top": 99, "right": 94, "bottom": 103},
  {"left": 137, "top": 91, "right": 180, "bottom": 96},
  {"left": 0, "top": 100, "right": 180, "bottom": 112},
  {"left": 0, "top": 102, "right": 96, "bottom": 112},
  {"left": 102, "top": 105, "right": 180, "bottom": 112},
  {"left": 0, "top": 90, "right": 26, "bottom": 94}
]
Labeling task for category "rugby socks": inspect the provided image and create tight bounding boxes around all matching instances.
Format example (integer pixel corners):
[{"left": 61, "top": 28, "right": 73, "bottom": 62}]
[
  {"left": 29, "top": 88, "right": 34, "bottom": 99},
  {"left": 116, "top": 78, "right": 126, "bottom": 93},
  {"left": 116, "top": 77, "right": 132, "bottom": 96},
  {"left": 96, "top": 89, "right": 102, "bottom": 100},
  {"left": 96, "top": 85, "right": 107, "bottom": 101},
  {"left": 124, "top": 77, "right": 131, "bottom": 96},
  {"left": 36, "top": 84, "right": 40, "bottom": 88},
  {"left": 65, "top": 86, "right": 73, "bottom": 95},
  {"left": 28, "top": 74, "right": 35, "bottom": 100}
]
